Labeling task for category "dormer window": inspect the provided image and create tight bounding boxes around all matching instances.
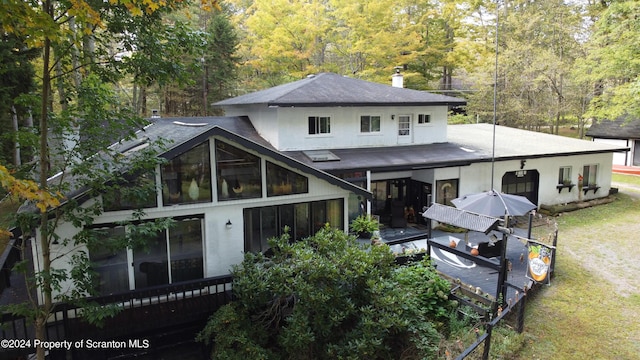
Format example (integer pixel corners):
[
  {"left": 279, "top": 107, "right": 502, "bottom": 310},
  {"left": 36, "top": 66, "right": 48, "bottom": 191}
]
[
  {"left": 308, "top": 116, "right": 331, "bottom": 134},
  {"left": 360, "top": 115, "right": 381, "bottom": 133}
]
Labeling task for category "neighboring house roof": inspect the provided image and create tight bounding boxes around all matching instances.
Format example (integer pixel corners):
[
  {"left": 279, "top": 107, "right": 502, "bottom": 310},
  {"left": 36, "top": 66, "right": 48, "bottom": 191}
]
[
  {"left": 20, "top": 116, "right": 370, "bottom": 214},
  {"left": 214, "top": 72, "right": 466, "bottom": 107},
  {"left": 586, "top": 117, "right": 640, "bottom": 140},
  {"left": 284, "top": 124, "right": 629, "bottom": 173}
]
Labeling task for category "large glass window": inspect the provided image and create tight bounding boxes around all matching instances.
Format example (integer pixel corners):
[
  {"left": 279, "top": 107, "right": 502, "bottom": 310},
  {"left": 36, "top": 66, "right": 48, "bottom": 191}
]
[
  {"left": 243, "top": 199, "right": 344, "bottom": 253},
  {"left": 90, "top": 226, "right": 129, "bottom": 295},
  {"left": 266, "top": 161, "right": 309, "bottom": 197},
  {"left": 308, "top": 116, "right": 331, "bottom": 134},
  {"left": 103, "top": 171, "right": 157, "bottom": 211},
  {"left": 360, "top": 115, "right": 381, "bottom": 133},
  {"left": 169, "top": 219, "right": 204, "bottom": 282},
  {"left": 161, "top": 142, "right": 212, "bottom": 205},
  {"left": 91, "top": 217, "right": 204, "bottom": 292},
  {"left": 216, "top": 140, "right": 262, "bottom": 200},
  {"left": 133, "top": 230, "right": 169, "bottom": 288}
]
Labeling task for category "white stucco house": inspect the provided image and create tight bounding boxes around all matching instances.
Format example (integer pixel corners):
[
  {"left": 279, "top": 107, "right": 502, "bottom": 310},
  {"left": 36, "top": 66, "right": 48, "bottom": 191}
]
[
  {"left": 215, "top": 72, "right": 628, "bottom": 221},
  {"left": 27, "top": 72, "right": 627, "bottom": 298}
]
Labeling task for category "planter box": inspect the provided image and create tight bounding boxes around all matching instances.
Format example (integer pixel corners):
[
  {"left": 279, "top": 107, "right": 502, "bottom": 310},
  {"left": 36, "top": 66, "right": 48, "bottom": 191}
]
[{"left": 394, "top": 252, "right": 426, "bottom": 265}]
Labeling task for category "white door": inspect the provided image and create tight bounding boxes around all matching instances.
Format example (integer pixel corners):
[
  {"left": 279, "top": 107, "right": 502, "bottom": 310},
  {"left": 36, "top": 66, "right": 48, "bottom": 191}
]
[{"left": 397, "top": 115, "right": 412, "bottom": 144}]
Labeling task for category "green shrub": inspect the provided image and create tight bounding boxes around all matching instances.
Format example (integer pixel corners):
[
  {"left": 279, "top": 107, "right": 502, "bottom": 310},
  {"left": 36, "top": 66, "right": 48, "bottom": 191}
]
[{"left": 198, "top": 225, "right": 456, "bottom": 359}]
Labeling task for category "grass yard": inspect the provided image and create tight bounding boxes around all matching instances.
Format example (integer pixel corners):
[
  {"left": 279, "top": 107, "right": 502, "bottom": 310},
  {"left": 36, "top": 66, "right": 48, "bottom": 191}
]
[{"left": 515, "top": 183, "right": 640, "bottom": 359}]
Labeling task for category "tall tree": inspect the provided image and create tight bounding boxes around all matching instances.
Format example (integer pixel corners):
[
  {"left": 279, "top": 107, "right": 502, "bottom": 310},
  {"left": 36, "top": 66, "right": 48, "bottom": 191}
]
[
  {"left": 0, "top": 32, "right": 38, "bottom": 168},
  {"left": 466, "top": 0, "right": 584, "bottom": 130},
  {"left": 0, "top": 2, "right": 219, "bottom": 359},
  {"left": 576, "top": 0, "right": 640, "bottom": 121}
]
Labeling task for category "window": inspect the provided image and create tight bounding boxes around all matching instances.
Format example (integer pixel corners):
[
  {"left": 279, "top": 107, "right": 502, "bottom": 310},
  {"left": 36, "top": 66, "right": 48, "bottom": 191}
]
[
  {"left": 243, "top": 199, "right": 344, "bottom": 253},
  {"left": 418, "top": 114, "right": 431, "bottom": 124},
  {"left": 90, "top": 218, "right": 204, "bottom": 293},
  {"left": 582, "top": 164, "right": 598, "bottom": 186},
  {"left": 103, "top": 171, "right": 157, "bottom": 211},
  {"left": 216, "top": 140, "right": 262, "bottom": 200},
  {"left": 308, "top": 116, "right": 331, "bottom": 134},
  {"left": 267, "top": 161, "right": 309, "bottom": 196},
  {"left": 558, "top": 166, "right": 572, "bottom": 184},
  {"left": 161, "top": 142, "right": 212, "bottom": 205},
  {"left": 360, "top": 115, "right": 381, "bottom": 132},
  {"left": 90, "top": 226, "right": 129, "bottom": 295},
  {"left": 436, "top": 179, "right": 459, "bottom": 206},
  {"left": 168, "top": 219, "right": 204, "bottom": 282}
]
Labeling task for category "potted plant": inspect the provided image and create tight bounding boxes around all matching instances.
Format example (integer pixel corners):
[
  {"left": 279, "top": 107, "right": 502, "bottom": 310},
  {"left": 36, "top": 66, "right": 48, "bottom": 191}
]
[{"left": 350, "top": 215, "right": 379, "bottom": 238}]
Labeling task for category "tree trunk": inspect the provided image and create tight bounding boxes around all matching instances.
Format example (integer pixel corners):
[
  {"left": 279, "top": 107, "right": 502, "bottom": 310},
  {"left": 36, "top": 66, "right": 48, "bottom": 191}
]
[
  {"left": 11, "top": 105, "right": 20, "bottom": 166},
  {"left": 37, "top": 2, "right": 54, "bottom": 359}
]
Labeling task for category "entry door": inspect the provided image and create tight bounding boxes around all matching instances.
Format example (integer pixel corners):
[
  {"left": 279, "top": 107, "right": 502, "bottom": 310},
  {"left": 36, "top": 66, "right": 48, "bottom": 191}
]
[
  {"left": 397, "top": 115, "right": 412, "bottom": 144},
  {"left": 502, "top": 170, "right": 539, "bottom": 205}
]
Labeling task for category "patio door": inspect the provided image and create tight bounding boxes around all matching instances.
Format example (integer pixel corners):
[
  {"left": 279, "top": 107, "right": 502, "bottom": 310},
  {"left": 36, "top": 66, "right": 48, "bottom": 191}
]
[
  {"left": 397, "top": 115, "right": 412, "bottom": 144},
  {"left": 131, "top": 217, "right": 204, "bottom": 289}
]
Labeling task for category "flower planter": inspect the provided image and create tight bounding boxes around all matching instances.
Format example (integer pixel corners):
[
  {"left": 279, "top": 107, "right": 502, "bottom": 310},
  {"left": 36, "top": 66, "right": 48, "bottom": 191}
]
[{"left": 394, "top": 252, "right": 426, "bottom": 265}]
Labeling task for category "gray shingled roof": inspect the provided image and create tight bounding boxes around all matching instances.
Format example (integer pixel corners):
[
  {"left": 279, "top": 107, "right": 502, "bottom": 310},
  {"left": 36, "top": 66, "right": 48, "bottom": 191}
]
[
  {"left": 586, "top": 117, "right": 640, "bottom": 140},
  {"left": 21, "top": 116, "right": 370, "bottom": 214},
  {"left": 214, "top": 72, "right": 466, "bottom": 107}
]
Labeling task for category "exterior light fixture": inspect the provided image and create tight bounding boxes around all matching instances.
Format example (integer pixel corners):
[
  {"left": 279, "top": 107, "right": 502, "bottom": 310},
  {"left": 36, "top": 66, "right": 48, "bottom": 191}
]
[{"left": 226, "top": 220, "right": 232, "bottom": 229}]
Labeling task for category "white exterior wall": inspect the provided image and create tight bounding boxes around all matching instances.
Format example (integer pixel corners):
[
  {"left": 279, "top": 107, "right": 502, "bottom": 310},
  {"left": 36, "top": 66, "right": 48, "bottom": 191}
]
[
  {"left": 454, "top": 153, "right": 613, "bottom": 207},
  {"left": 32, "top": 137, "right": 358, "bottom": 302},
  {"left": 221, "top": 105, "right": 449, "bottom": 151},
  {"left": 221, "top": 104, "right": 281, "bottom": 149},
  {"left": 593, "top": 138, "right": 632, "bottom": 166}
]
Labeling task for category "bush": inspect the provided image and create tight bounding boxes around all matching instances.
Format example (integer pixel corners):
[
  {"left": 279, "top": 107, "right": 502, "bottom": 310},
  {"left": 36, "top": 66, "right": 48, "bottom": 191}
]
[{"left": 198, "top": 226, "right": 456, "bottom": 359}]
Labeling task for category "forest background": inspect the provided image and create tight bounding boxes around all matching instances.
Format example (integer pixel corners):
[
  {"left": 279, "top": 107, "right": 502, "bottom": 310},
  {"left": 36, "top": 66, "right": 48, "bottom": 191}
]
[{"left": 1, "top": 0, "right": 640, "bottom": 171}]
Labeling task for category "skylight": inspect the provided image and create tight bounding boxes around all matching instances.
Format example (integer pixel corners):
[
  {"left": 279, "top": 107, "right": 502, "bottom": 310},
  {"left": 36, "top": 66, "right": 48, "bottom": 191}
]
[{"left": 303, "top": 150, "right": 340, "bottom": 162}]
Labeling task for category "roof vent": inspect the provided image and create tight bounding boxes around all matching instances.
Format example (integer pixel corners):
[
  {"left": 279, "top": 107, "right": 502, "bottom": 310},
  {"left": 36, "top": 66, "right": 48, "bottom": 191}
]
[{"left": 306, "top": 74, "right": 316, "bottom": 78}]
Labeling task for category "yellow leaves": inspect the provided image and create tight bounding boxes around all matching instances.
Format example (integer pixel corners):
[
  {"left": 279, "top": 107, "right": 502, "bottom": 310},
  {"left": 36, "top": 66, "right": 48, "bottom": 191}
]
[
  {"left": 0, "top": 165, "right": 62, "bottom": 214},
  {"left": 68, "top": 0, "right": 103, "bottom": 28},
  {"left": 108, "top": 0, "right": 219, "bottom": 17}
]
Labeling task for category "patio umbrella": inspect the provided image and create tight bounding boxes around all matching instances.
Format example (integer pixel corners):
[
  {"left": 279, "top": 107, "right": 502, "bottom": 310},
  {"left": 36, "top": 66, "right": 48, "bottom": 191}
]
[{"left": 451, "top": 189, "right": 536, "bottom": 217}]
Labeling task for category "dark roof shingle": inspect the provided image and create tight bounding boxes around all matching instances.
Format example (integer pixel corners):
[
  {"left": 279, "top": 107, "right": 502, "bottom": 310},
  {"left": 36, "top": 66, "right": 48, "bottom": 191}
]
[
  {"left": 586, "top": 117, "right": 640, "bottom": 140},
  {"left": 214, "top": 73, "right": 466, "bottom": 107}
]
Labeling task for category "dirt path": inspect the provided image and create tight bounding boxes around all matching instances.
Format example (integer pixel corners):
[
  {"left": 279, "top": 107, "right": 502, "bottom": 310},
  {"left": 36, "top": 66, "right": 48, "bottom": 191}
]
[{"left": 564, "top": 183, "right": 640, "bottom": 297}]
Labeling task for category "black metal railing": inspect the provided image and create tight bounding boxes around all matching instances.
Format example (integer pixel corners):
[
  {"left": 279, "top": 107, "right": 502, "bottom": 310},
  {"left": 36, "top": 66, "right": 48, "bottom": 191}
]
[
  {"left": 1, "top": 274, "right": 234, "bottom": 359},
  {"left": 0, "top": 228, "right": 23, "bottom": 295}
]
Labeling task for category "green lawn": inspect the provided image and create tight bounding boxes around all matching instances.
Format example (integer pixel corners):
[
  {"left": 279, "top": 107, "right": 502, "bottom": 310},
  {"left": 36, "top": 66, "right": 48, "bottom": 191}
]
[
  {"left": 515, "top": 189, "right": 640, "bottom": 359},
  {"left": 613, "top": 173, "right": 640, "bottom": 186}
]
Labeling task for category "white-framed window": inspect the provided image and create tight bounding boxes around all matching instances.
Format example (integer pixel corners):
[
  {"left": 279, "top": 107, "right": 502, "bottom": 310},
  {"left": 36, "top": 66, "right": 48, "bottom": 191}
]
[
  {"left": 417, "top": 114, "right": 431, "bottom": 124},
  {"left": 582, "top": 164, "right": 598, "bottom": 186},
  {"left": 360, "top": 115, "right": 381, "bottom": 132},
  {"left": 558, "top": 166, "right": 572, "bottom": 184},
  {"left": 308, "top": 116, "right": 331, "bottom": 134}
]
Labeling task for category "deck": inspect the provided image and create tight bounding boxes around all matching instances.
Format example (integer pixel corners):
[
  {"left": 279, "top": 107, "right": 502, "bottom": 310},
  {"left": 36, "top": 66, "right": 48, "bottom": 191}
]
[{"left": 1, "top": 219, "right": 547, "bottom": 359}]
